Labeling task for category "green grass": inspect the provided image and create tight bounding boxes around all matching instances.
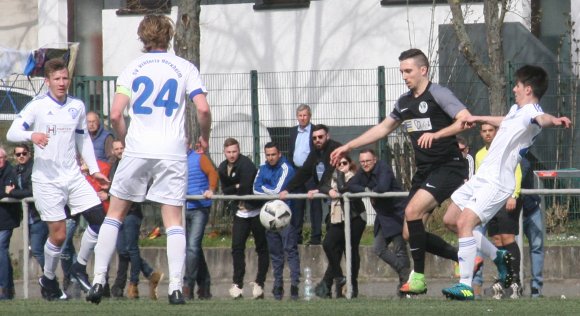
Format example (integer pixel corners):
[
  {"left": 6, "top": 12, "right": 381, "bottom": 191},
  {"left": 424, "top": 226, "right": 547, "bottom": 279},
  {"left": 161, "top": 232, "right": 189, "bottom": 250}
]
[{"left": 1, "top": 297, "right": 579, "bottom": 316}]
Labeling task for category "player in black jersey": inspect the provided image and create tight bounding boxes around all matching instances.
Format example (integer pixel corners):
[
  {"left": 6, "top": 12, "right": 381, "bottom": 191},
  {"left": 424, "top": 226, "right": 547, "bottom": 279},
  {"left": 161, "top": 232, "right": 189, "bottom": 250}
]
[{"left": 331, "top": 48, "right": 471, "bottom": 295}]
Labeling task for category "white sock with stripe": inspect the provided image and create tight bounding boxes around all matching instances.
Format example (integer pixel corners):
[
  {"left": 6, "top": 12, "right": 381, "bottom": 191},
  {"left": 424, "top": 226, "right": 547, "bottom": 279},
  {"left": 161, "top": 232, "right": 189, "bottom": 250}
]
[
  {"left": 92, "top": 217, "right": 122, "bottom": 285},
  {"left": 166, "top": 226, "right": 185, "bottom": 294},
  {"left": 458, "top": 237, "right": 477, "bottom": 287}
]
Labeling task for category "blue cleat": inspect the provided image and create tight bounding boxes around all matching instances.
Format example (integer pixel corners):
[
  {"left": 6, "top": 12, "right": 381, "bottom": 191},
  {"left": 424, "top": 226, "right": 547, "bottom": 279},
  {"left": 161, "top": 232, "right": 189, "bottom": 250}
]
[
  {"left": 493, "top": 250, "right": 515, "bottom": 287},
  {"left": 442, "top": 283, "right": 475, "bottom": 301}
]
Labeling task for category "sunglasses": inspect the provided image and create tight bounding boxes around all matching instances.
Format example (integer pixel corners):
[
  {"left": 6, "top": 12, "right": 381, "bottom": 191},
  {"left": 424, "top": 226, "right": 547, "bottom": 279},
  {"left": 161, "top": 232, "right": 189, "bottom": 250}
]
[
  {"left": 339, "top": 161, "right": 349, "bottom": 166},
  {"left": 15, "top": 152, "right": 28, "bottom": 157},
  {"left": 312, "top": 134, "right": 326, "bottom": 140}
]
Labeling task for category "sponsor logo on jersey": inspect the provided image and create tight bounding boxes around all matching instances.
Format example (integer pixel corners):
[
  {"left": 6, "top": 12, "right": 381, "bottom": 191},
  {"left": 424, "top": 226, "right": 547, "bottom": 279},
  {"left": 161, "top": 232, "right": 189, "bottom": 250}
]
[
  {"left": 46, "top": 125, "right": 57, "bottom": 135},
  {"left": 68, "top": 108, "right": 79, "bottom": 119}
]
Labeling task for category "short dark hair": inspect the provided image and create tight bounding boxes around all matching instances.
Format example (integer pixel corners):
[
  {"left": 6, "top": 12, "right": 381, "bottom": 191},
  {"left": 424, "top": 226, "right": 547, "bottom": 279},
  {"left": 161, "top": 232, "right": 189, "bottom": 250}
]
[
  {"left": 223, "top": 137, "right": 239, "bottom": 148},
  {"left": 456, "top": 136, "right": 467, "bottom": 146},
  {"left": 14, "top": 143, "right": 30, "bottom": 154},
  {"left": 515, "top": 65, "right": 548, "bottom": 100},
  {"left": 399, "top": 48, "right": 429, "bottom": 70},
  {"left": 44, "top": 58, "right": 68, "bottom": 78},
  {"left": 359, "top": 148, "right": 376, "bottom": 156},
  {"left": 264, "top": 142, "right": 280, "bottom": 151},
  {"left": 312, "top": 124, "right": 329, "bottom": 133}
]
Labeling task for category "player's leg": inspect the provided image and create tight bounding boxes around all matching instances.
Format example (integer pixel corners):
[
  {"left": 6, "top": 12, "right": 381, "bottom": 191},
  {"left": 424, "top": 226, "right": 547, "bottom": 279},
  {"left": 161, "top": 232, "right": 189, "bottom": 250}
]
[
  {"left": 250, "top": 215, "right": 269, "bottom": 299},
  {"left": 230, "top": 216, "right": 251, "bottom": 298},
  {"left": 159, "top": 204, "right": 186, "bottom": 304}
]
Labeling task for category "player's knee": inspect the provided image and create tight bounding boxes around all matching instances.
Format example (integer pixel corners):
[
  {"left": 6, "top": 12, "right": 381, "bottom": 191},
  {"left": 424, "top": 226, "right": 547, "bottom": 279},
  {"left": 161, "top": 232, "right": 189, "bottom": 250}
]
[{"left": 82, "top": 204, "right": 105, "bottom": 232}]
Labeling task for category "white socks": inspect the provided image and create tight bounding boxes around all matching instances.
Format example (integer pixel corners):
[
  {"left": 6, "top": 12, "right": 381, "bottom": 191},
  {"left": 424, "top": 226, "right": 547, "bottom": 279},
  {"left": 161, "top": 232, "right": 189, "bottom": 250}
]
[
  {"left": 76, "top": 226, "right": 98, "bottom": 265},
  {"left": 458, "top": 237, "right": 477, "bottom": 286},
  {"left": 43, "top": 240, "right": 62, "bottom": 280},
  {"left": 473, "top": 228, "right": 498, "bottom": 260},
  {"left": 92, "top": 217, "right": 122, "bottom": 285},
  {"left": 166, "top": 226, "right": 185, "bottom": 294}
]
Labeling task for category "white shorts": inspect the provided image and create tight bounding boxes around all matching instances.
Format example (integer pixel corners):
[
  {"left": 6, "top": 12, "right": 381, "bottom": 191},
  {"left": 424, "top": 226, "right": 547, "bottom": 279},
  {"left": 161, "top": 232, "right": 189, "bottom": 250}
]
[
  {"left": 110, "top": 156, "right": 186, "bottom": 206},
  {"left": 450, "top": 176, "right": 512, "bottom": 224},
  {"left": 33, "top": 174, "right": 101, "bottom": 222}
]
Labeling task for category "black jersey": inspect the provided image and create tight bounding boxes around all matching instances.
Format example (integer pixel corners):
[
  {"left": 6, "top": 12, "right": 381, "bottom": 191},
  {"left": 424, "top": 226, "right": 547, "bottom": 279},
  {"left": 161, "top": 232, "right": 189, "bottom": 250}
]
[{"left": 390, "top": 82, "right": 466, "bottom": 166}]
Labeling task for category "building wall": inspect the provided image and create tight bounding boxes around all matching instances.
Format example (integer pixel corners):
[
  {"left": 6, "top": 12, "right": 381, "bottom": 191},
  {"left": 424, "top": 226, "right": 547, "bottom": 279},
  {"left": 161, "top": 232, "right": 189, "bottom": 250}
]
[{"left": 0, "top": 0, "right": 39, "bottom": 51}]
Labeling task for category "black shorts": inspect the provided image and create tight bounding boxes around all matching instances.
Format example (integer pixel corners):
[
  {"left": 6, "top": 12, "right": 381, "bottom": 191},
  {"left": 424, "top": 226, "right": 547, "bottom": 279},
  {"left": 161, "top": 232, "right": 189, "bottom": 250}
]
[
  {"left": 408, "top": 159, "right": 468, "bottom": 205},
  {"left": 487, "top": 199, "right": 523, "bottom": 236}
]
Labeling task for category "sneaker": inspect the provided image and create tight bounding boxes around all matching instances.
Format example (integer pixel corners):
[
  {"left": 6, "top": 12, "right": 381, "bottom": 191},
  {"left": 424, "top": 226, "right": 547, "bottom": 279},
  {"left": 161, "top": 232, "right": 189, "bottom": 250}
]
[
  {"left": 168, "top": 290, "right": 185, "bottom": 305},
  {"left": 531, "top": 287, "right": 542, "bottom": 298},
  {"left": 86, "top": 283, "right": 104, "bottom": 305},
  {"left": 334, "top": 277, "right": 346, "bottom": 298},
  {"left": 251, "top": 282, "right": 264, "bottom": 299},
  {"left": 272, "top": 286, "right": 284, "bottom": 300},
  {"left": 314, "top": 282, "right": 331, "bottom": 298},
  {"left": 493, "top": 250, "right": 515, "bottom": 287},
  {"left": 148, "top": 271, "right": 164, "bottom": 300},
  {"left": 127, "top": 283, "right": 139, "bottom": 299},
  {"left": 39, "top": 276, "right": 67, "bottom": 301},
  {"left": 290, "top": 285, "right": 299, "bottom": 300},
  {"left": 506, "top": 282, "right": 522, "bottom": 299},
  {"left": 399, "top": 271, "right": 427, "bottom": 295},
  {"left": 229, "top": 284, "right": 243, "bottom": 299},
  {"left": 110, "top": 284, "right": 124, "bottom": 298},
  {"left": 70, "top": 262, "right": 91, "bottom": 293},
  {"left": 490, "top": 280, "right": 504, "bottom": 300},
  {"left": 442, "top": 283, "right": 475, "bottom": 301}
]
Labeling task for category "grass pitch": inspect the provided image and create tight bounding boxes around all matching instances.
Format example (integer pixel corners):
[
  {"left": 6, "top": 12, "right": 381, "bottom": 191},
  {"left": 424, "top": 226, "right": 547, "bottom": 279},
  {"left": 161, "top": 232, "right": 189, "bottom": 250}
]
[{"left": 1, "top": 297, "right": 579, "bottom": 316}]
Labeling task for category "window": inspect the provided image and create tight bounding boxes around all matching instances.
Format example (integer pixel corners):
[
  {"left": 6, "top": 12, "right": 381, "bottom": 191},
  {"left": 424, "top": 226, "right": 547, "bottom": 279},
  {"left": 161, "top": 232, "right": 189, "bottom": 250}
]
[
  {"left": 117, "top": 0, "right": 171, "bottom": 15},
  {"left": 253, "top": 0, "right": 310, "bottom": 11}
]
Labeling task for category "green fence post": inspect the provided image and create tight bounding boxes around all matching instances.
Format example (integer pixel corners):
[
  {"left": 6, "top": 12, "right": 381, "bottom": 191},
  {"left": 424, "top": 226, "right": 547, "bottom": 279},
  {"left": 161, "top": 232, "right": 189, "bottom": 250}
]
[
  {"left": 377, "top": 66, "right": 387, "bottom": 161},
  {"left": 250, "top": 70, "right": 261, "bottom": 166}
]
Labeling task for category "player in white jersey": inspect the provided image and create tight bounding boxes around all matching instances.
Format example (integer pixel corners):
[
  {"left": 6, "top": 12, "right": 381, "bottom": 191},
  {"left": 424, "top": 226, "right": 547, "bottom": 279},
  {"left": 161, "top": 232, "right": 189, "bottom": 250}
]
[
  {"left": 88, "top": 14, "right": 211, "bottom": 305},
  {"left": 441, "top": 65, "right": 571, "bottom": 300},
  {"left": 6, "top": 58, "right": 109, "bottom": 300}
]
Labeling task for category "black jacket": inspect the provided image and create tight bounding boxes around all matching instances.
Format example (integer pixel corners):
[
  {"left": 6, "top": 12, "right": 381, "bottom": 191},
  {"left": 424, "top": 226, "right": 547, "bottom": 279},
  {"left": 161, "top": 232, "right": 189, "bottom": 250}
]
[
  {"left": 0, "top": 163, "right": 22, "bottom": 230},
  {"left": 318, "top": 169, "right": 366, "bottom": 219},
  {"left": 218, "top": 154, "right": 261, "bottom": 210},
  {"left": 288, "top": 124, "right": 314, "bottom": 168},
  {"left": 7, "top": 159, "right": 41, "bottom": 222},
  {"left": 348, "top": 160, "right": 405, "bottom": 238},
  {"left": 286, "top": 139, "right": 342, "bottom": 193}
]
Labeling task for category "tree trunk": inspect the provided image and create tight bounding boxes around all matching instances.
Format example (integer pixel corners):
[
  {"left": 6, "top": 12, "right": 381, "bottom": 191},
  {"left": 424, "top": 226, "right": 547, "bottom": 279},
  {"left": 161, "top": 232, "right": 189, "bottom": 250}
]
[
  {"left": 174, "top": 1, "right": 202, "bottom": 145},
  {"left": 448, "top": 0, "right": 508, "bottom": 115}
]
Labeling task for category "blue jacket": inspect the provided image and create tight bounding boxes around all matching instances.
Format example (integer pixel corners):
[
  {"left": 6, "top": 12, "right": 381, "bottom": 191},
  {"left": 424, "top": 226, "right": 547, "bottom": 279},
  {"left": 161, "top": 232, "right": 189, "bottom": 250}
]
[
  {"left": 187, "top": 150, "right": 212, "bottom": 210},
  {"left": 91, "top": 124, "right": 113, "bottom": 162},
  {"left": 254, "top": 156, "right": 295, "bottom": 196}
]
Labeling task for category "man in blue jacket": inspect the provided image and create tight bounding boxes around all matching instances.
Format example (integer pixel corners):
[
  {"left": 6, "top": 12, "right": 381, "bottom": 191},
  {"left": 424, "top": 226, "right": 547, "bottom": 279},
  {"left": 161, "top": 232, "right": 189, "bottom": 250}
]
[
  {"left": 253, "top": 142, "right": 298, "bottom": 300},
  {"left": 348, "top": 149, "right": 410, "bottom": 296}
]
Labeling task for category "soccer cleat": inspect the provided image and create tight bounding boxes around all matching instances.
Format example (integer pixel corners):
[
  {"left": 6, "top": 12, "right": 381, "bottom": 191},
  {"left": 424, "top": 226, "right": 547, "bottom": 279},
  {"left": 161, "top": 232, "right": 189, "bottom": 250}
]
[
  {"left": 168, "top": 290, "right": 185, "bottom": 305},
  {"left": 70, "top": 262, "right": 91, "bottom": 293},
  {"left": 229, "top": 284, "right": 243, "bottom": 299},
  {"left": 39, "top": 276, "right": 67, "bottom": 301},
  {"left": 272, "top": 286, "right": 284, "bottom": 300},
  {"left": 399, "top": 272, "right": 427, "bottom": 295},
  {"left": 251, "top": 282, "right": 264, "bottom": 299},
  {"left": 148, "top": 271, "right": 164, "bottom": 300},
  {"left": 442, "top": 283, "right": 475, "bottom": 301},
  {"left": 507, "top": 282, "right": 523, "bottom": 299},
  {"left": 86, "top": 283, "right": 104, "bottom": 305},
  {"left": 490, "top": 280, "right": 504, "bottom": 300},
  {"left": 290, "top": 285, "right": 299, "bottom": 300},
  {"left": 493, "top": 250, "right": 515, "bottom": 287}
]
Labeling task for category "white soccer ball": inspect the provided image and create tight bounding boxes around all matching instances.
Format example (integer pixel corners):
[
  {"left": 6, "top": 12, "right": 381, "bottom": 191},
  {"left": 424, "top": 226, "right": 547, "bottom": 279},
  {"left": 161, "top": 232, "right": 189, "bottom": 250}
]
[{"left": 260, "top": 200, "right": 292, "bottom": 232}]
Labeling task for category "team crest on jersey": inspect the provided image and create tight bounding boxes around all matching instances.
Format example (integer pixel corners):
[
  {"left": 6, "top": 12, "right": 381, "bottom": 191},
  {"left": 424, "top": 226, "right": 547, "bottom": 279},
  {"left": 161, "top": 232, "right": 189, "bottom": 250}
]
[
  {"left": 419, "top": 101, "right": 428, "bottom": 114},
  {"left": 68, "top": 108, "right": 79, "bottom": 119}
]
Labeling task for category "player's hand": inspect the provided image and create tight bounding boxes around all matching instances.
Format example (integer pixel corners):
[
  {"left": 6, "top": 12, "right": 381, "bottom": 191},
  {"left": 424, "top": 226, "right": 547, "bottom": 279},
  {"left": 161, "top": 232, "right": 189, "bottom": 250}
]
[
  {"left": 417, "top": 133, "right": 437, "bottom": 148},
  {"left": 279, "top": 190, "right": 289, "bottom": 200},
  {"left": 554, "top": 116, "right": 572, "bottom": 128},
  {"left": 307, "top": 189, "right": 319, "bottom": 199},
  {"left": 31, "top": 132, "right": 49, "bottom": 149},
  {"left": 330, "top": 145, "right": 350, "bottom": 166},
  {"left": 203, "top": 190, "right": 214, "bottom": 199},
  {"left": 92, "top": 172, "right": 110, "bottom": 186},
  {"left": 198, "top": 136, "right": 209, "bottom": 154},
  {"left": 505, "top": 197, "right": 517, "bottom": 212}
]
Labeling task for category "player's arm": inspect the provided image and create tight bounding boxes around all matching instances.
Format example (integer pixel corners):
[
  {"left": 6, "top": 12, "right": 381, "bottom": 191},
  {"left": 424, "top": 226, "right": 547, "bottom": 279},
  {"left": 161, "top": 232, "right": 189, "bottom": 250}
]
[
  {"left": 466, "top": 115, "right": 504, "bottom": 128},
  {"left": 192, "top": 93, "right": 212, "bottom": 152},
  {"left": 417, "top": 109, "right": 472, "bottom": 148},
  {"left": 110, "top": 90, "right": 131, "bottom": 143},
  {"left": 533, "top": 114, "right": 572, "bottom": 128},
  {"left": 331, "top": 116, "right": 400, "bottom": 165}
]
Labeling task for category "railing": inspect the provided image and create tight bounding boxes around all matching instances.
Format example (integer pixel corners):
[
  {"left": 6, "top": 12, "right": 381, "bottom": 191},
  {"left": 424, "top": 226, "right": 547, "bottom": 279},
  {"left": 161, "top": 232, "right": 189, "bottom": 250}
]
[{"left": 5, "top": 188, "right": 580, "bottom": 299}]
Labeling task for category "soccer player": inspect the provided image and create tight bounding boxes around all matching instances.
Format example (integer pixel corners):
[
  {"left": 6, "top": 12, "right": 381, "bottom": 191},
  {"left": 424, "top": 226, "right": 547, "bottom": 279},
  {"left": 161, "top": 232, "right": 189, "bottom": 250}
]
[
  {"left": 87, "top": 14, "right": 211, "bottom": 305},
  {"left": 441, "top": 65, "right": 571, "bottom": 300},
  {"left": 6, "top": 58, "right": 108, "bottom": 301},
  {"left": 331, "top": 48, "right": 468, "bottom": 295}
]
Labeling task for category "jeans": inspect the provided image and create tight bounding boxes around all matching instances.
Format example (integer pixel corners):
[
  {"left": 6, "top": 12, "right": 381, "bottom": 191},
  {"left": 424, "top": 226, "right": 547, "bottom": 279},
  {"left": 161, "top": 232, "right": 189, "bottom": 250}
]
[
  {"left": 0, "top": 229, "right": 14, "bottom": 292},
  {"left": 29, "top": 220, "right": 49, "bottom": 269},
  {"left": 372, "top": 230, "right": 409, "bottom": 276},
  {"left": 184, "top": 208, "right": 211, "bottom": 289},
  {"left": 266, "top": 214, "right": 301, "bottom": 287},
  {"left": 61, "top": 218, "right": 78, "bottom": 280},
  {"left": 293, "top": 180, "right": 323, "bottom": 244},
  {"left": 115, "top": 212, "right": 153, "bottom": 286},
  {"left": 231, "top": 215, "right": 269, "bottom": 287},
  {"left": 523, "top": 206, "right": 544, "bottom": 290}
]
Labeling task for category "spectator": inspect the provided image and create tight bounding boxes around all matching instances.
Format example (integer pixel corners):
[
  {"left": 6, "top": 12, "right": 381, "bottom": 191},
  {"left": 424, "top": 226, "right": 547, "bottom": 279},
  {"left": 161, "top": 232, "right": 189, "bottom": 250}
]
[
  {"left": 0, "top": 147, "right": 20, "bottom": 300},
  {"left": 218, "top": 138, "right": 269, "bottom": 299},
  {"left": 87, "top": 111, "right": 114, "bottom": 163},
  {"left": 253, "top": 142, "right": 298, "bottom": 300},
  {"left": 314, "top": 154, "right": 366, "bottom": 299},
  {"left": 183, "top": 142, "right": 218, "bottom": 300},
  {"left": 456, "top": 136, "right": 474, "bottom": 179},
  {"left": 109, "top": 140, "right": 163, "bottom": 300},
  {"left": 349, "top": 149, "right": 410, "bottom": 297},
  {"left": 287, "top": 104, "right": 321, "bottom": 245},
  {"left": 5, "top": 144, "right": 48, "bottom": 271},
  {"left": 520, "top": 155, "right": 544, "bottom": 298}
]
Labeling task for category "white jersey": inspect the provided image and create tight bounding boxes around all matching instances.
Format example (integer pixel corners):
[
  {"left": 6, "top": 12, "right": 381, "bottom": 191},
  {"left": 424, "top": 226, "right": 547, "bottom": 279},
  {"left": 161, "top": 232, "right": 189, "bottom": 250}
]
[
  {"left": 476, "top": 103, "right": 543, "bottom": 192},
  {"left": 9, "top": 93, "right": 99, "bottom": 183},
  {"left": 117, "top": 52, "right": 207, "bottom": 161}
]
